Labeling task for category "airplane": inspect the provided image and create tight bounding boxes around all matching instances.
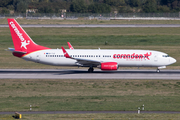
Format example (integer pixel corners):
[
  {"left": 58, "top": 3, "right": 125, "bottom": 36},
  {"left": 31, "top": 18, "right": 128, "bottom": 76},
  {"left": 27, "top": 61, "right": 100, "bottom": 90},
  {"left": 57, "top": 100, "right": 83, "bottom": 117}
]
[{"left": 7, "top": 18, "right": 176, "bottom": 73}]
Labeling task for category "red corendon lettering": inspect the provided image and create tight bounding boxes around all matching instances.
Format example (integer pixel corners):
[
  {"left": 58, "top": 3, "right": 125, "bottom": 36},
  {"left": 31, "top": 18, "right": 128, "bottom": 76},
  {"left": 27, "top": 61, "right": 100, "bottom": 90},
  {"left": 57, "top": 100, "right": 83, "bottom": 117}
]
[
  {"left": 135, "top": 54, "right": 139, "bottom": 59},
  {"left": 144, "top": 52, "right": 152, "bottom": 60},
  {"left": 139, "top": 54, "right": 143, "bottom": 59},
  {"left": 123, "top": 54, "right": 126, "bottom": 59},
  {"left": 117, "top": 54, "right": 120, "bottom": 58},
  {"left": 120, "top": 54, "right": 123, "bottom": 58},
  {"left": 113, "top": 52, "right": 152, "bottom": 60},
  {"left": 113, "top": 54, "right": 116, "bottom": 58},
  {"left": 131, "top": 53, "right": 135, "bottom": 59}
]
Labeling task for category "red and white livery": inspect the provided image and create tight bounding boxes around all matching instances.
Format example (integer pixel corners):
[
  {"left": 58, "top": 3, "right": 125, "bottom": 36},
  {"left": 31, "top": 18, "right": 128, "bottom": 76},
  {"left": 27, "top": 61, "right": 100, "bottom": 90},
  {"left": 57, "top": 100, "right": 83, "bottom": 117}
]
[{"left": 7, "top": 18, "right": 176, "bottom": 72}]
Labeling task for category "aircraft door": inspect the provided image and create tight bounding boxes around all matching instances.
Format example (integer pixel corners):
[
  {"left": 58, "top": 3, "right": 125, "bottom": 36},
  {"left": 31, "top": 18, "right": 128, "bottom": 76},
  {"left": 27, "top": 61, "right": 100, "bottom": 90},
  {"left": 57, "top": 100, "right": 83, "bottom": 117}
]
[
  {"left": 154, "top": 54, "right": 158, "bottom": 62},
  {"left": 36, "top": 52, "right": 40, "bottom": 62}
]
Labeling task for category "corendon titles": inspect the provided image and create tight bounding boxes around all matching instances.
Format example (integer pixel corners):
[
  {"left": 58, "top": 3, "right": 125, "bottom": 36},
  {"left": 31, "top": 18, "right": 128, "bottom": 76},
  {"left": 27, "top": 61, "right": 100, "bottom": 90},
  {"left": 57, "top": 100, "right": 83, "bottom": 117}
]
[
  {"left": 10, "top": 21, "right": 30, "bottom": 49},
  {"left": 10, "top": 21, "right": 24, "bottom": 42},
  {"left": 113, "top": 52, "right": 152, "bottom": 60}
]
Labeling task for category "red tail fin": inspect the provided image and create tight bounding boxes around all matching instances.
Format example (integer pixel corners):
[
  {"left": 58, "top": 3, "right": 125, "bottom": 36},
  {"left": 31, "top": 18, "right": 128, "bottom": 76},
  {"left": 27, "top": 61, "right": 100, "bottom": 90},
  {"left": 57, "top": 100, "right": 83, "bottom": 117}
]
[
  {"left": 61, "top": 47, "right": 71, "bottom": 58},
  {"left": 7, "top": 18, "right": 49, "bottom": 53}
]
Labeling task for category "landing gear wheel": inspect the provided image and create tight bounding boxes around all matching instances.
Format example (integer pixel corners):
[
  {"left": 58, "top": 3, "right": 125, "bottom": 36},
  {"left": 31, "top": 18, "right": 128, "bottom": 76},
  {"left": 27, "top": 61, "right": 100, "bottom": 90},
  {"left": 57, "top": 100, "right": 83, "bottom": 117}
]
[
  {"left": 156, "top": 69, "right": 160, "bottom": 73},
  {"left": 88, "top": 67, "right": 94, "bottom": 73}
]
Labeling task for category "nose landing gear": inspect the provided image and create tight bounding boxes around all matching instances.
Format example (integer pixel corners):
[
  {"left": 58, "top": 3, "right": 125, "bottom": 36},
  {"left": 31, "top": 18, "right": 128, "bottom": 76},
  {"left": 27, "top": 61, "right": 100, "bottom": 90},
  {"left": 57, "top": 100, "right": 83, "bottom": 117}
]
[{"left": 156, "top": 66, "right": 166, "bottom": 73}]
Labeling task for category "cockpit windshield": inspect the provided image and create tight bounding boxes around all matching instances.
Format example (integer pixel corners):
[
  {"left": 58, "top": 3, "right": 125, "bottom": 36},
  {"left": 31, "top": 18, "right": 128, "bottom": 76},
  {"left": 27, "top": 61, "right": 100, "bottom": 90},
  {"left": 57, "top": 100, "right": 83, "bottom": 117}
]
[{"left": 162, "top": 55, "right": 169, "bottom": 57}]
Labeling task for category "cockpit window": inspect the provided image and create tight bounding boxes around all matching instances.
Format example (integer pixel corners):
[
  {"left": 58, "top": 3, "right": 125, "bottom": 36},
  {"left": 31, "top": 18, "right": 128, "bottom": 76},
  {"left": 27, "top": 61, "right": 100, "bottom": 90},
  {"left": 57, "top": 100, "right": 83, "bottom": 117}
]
[{"left": 162, "top": 55, "right": 169, "bottom": 57}]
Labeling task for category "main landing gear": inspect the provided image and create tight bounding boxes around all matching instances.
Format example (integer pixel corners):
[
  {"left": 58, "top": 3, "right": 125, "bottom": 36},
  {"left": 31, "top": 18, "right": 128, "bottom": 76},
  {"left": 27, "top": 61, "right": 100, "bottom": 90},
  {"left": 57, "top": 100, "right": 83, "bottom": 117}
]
[
  {"left": 88, "top": 67, "right": 94, "bottom": 73},
  {"left": 156, "top": 69, "right": 160, "bottom": 73}
]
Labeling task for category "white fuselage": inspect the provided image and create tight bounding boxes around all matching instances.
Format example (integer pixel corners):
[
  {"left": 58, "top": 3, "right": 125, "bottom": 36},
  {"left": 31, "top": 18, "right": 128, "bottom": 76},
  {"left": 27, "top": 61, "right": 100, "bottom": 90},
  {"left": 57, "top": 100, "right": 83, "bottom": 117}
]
[{"left": 22, "top": 49, "right": 176, "bottom": 68}]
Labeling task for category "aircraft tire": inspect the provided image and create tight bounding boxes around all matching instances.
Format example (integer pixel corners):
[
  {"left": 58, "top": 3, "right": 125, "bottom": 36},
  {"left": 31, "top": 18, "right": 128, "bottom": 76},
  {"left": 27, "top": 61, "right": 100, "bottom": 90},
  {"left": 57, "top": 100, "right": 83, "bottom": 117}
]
[
  {"left": 156, "top": 69, "right": 160, "bottom": 73},
  {"left": 88, "top": 67, "right": 94, "bottom": 73}
]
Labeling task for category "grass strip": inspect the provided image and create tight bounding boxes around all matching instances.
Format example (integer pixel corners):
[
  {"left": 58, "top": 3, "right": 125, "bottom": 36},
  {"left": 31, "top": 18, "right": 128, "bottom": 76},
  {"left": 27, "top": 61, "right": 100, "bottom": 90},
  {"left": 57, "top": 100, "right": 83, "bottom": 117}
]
[{"left": 0, "top": 79, "right": 180, "bottom": 111}]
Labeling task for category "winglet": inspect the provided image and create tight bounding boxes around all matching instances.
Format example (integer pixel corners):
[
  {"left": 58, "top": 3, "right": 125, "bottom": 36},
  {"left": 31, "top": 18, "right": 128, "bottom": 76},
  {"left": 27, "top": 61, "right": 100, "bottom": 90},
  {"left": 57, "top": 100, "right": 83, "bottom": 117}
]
[
  {"left": 67, "top": 42, "right": 74, "bottom": 50},
  {"left": 61, "top": 47, "right": 71, "bottom": 58}
]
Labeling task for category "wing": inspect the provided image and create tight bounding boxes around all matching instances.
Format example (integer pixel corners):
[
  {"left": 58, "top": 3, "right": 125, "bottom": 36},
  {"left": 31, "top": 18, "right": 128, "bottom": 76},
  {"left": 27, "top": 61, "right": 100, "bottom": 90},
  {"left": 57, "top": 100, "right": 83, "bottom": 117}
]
[
  {"left": 61, "top": 47, "right": 101, "bottom": 67},
  {"left": 73, "top": 58, "right": 101, "bottom": 66}
]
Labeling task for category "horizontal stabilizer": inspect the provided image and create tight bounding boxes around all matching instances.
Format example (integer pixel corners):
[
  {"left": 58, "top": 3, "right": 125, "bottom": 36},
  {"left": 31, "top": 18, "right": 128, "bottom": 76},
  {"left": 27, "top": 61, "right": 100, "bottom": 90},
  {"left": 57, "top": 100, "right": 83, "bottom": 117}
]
[
  {"left": 7, "top": 48, "right": 27, "bottom": 54},
  {"left": 6, "top": 48, "right": 15, "bottom": 51}
]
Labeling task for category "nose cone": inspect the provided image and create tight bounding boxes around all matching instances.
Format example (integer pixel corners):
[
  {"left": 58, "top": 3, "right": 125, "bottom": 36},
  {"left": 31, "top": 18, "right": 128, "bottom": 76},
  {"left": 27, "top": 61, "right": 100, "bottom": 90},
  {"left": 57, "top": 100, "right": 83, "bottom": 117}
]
[{"left": 170, "top": 57, "right": 176, "bottom": 64}]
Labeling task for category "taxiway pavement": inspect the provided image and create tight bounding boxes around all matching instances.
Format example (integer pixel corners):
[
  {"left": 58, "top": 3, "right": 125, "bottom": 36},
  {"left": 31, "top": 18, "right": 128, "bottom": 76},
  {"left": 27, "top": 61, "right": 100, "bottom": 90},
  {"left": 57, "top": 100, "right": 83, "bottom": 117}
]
[
  {"left": 0, "top": 69, "right": 180, "bottom": 79},
  {"left": 1, "top": 24, "right": 180, "bottom": 28}
]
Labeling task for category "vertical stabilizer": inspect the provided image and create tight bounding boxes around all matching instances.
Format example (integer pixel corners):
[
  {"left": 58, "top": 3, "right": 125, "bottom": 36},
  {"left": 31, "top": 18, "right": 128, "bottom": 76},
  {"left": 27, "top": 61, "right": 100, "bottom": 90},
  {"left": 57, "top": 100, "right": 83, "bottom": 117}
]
[{"left": 7, "top": 18, "right": 49, "bottom": 53}]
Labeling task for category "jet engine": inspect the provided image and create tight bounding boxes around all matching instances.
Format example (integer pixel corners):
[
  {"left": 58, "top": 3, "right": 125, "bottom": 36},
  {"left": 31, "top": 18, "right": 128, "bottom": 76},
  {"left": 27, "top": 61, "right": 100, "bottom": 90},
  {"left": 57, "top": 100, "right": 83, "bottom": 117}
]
[{"left": 99, "top": 62, "right": 118, "bottom": 70}]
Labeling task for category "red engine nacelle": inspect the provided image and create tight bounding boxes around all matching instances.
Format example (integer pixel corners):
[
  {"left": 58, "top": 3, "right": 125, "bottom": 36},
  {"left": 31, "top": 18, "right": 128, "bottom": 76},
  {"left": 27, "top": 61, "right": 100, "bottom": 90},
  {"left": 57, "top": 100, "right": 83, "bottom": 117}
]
[{"left": 100, "top": 62, "right": 118, "bottom": 70}]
